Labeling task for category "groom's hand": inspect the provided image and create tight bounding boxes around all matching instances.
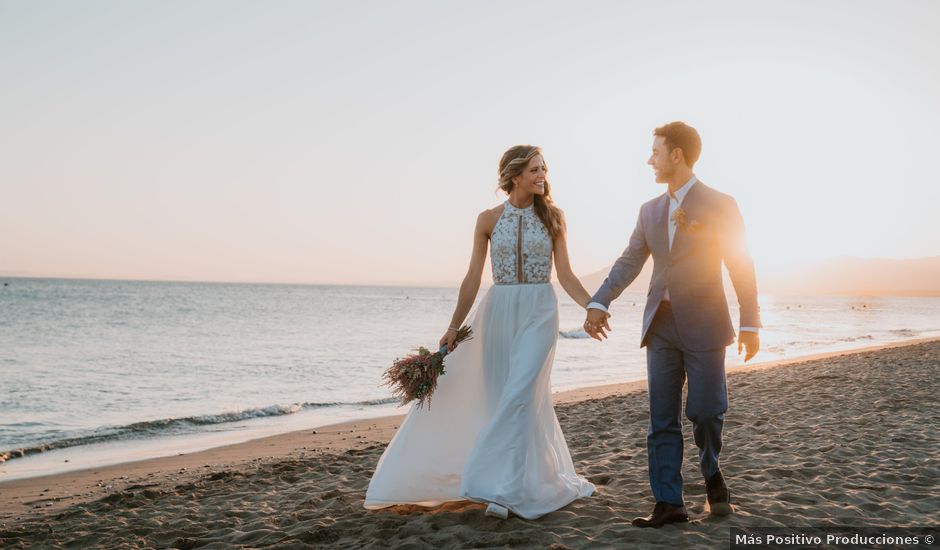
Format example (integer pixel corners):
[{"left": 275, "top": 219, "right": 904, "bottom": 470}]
[
  {"left": 738, "top": 331, "right": 760, "bottom": 362},
  {"left": 583, "top": 308, "right": 611, "bottom": 341}
]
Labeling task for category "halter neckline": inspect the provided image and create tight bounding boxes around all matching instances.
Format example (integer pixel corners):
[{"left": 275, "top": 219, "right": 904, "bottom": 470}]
[{"left": 504, "top": 199, "right": 534, "bottom": 211}]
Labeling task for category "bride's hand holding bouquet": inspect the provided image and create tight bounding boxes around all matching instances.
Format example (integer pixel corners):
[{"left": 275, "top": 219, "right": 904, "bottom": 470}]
[{"left": 383, "top": 325, "right": 473, "bottom": 409}]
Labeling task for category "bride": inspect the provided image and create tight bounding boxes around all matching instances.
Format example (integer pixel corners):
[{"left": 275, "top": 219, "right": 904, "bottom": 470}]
[{"left": 364, "top": 145, "right": 596, "bottom": 520}]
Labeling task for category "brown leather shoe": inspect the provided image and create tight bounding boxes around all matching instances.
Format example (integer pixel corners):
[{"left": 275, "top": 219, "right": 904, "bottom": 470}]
[
  {"left": 631, "top": 502, "right": 689, "bottom": 528},
  {"left": 706, "top": 470, "right": 733, "bottom": 516}
]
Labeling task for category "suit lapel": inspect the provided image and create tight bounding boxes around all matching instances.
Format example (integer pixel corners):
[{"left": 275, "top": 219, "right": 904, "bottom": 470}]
[
  {"left": 655, "top": 193, "right": 671, "bottom": 256},
  {"left": 670, "top": 180, "right": 706, "bottom": 257}
]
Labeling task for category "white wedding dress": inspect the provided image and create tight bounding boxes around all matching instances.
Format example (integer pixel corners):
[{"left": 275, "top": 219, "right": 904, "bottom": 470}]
[{"left": 364, "top": 201, "right": 595, "bottom": 520}]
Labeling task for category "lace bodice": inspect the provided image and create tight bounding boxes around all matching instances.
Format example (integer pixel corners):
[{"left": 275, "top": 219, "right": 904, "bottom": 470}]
[{"left": 490, "top": 201, "right": 553, "bottom": 284}]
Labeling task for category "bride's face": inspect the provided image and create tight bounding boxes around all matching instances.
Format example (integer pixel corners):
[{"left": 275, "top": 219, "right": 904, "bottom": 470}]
[{"left": 512, "top": 154, "right": 547, "bottom": 195}]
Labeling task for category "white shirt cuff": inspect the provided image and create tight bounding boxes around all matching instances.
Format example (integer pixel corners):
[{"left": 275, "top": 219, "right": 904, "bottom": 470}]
[
  {"left": 740, "top": 326, "right": 759, "bottom": 333},
  {"left": 587, "top": 302, "right": 608, "bottom": 312}
]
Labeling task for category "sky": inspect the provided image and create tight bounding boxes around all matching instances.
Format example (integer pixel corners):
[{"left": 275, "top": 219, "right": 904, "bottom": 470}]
[{"left": 2, "top": 0, "right": 939, "bottom": 285}]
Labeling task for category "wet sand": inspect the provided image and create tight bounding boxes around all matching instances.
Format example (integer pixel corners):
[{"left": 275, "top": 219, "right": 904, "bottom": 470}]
[{"left": 1, "top": 338, "right": 938, "bottom": 548}]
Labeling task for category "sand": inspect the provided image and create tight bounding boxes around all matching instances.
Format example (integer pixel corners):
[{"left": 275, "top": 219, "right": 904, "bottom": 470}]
[{"left": 1, "top": 338, "right": 938, "bottom": 548}]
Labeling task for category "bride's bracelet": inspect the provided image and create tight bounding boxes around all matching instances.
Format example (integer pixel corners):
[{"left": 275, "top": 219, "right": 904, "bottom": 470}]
[{"left": 447, "top": 326, "right": 459, "bottom": 332}]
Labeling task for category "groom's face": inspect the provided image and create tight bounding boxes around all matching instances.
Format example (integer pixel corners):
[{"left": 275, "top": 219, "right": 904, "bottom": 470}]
[{"left": 648, "top": 136, "right": 676, "bottom": 184}]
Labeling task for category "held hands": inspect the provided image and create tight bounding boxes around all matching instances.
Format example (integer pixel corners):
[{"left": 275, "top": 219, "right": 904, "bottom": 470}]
[
  {"left": 583, "top": 308, "right": 612, "bottom": 341},
  {"left": 738, "top": 331, "right": 760, "bottom": 362}
]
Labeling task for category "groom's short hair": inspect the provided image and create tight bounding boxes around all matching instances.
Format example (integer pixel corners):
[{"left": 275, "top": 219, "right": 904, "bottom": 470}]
[{"left": 654, "top": 122, "right": 702, "bottom": 168}]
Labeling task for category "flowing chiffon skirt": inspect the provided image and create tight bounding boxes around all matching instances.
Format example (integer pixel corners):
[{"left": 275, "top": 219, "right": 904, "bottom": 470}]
[{"left": 363, "top": 283, "right": 595, "bottom": 520}]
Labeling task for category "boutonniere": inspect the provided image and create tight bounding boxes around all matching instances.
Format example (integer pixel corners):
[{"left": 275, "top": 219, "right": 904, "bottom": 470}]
[{"left": 670, "top": 207, "right": 702, "bottom": 232}]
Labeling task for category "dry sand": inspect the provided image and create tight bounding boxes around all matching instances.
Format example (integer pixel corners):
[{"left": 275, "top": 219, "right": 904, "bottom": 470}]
[{"left": 1, "top": 339, "right": 938, "bottom": 548}]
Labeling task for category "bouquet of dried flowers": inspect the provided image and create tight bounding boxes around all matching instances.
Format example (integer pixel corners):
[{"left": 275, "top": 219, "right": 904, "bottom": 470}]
[{"left": 382, "top": 326, "right": 473, "bottom": 409}]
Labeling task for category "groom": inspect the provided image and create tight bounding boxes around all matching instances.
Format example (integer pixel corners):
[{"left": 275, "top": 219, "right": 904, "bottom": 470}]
[{"left": 583, "top": 121, "right": 761, "bottom": 528}]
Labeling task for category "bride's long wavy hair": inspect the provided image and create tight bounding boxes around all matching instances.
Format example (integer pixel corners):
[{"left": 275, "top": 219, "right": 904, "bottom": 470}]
[{"left": 497, "top": 145, "right": 564, "bottom": 240}]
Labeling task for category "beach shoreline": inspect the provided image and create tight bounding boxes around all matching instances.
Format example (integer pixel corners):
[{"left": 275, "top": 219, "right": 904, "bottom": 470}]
[
  {"left": 4, "top": 279, "right": 938, "bottom": 492},
  {"left": 2, "top": 336, "right": 938, "bottom": 528}
]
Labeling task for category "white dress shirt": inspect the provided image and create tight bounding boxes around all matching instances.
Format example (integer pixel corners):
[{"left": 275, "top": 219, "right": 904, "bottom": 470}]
[{"left": 665, "top": 175, "right": 698, "bottom": 299}]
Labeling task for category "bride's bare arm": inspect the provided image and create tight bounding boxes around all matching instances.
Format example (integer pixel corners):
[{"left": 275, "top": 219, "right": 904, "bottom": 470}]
[
  {"left": 439, "top": 210, "right": 494, "bottom": 352},
  {"left": 553, "top": 212, "right": 592, "bottom": 309}
]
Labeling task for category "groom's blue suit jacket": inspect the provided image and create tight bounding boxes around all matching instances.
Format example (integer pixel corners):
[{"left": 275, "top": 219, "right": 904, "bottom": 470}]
[{"left": 591, "top": 181, "right": 761, "bottom": 351}]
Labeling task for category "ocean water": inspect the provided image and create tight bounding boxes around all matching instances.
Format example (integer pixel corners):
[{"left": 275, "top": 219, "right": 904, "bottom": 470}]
[{"left": 1, "top": 277, "right": 939, "bottom": 481}]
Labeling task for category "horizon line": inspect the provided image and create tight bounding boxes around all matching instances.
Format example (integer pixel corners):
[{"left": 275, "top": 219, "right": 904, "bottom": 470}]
[
  {"left": 2, "top": 275, "right": 940, "bottom": 298},
  {"left": 1, "top": 253, "right": 938, "bottom": 289}
]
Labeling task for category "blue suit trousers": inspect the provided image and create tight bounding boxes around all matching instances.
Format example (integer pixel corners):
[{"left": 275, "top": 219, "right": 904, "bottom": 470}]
[{"left": 645, "top": 301, "right": 728, "bottom": 506}]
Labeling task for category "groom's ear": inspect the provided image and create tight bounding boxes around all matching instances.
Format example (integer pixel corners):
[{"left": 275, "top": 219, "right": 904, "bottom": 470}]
[{"left": 670, "top": 147, "right": 685, "bottom": 165}]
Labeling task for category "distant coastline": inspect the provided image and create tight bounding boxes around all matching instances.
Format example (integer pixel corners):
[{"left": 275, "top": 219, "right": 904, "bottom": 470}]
[
  {"left": 4, "top": 254, "right": 940, "bottom": 297},
  {"left": 578, "top": 255, "right": 940, "bottom": 298}
]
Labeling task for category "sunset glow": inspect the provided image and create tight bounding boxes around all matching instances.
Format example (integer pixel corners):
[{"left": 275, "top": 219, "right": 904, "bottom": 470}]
[{"left": 1, "top": 1, "right": 938, "bottom": 285}]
